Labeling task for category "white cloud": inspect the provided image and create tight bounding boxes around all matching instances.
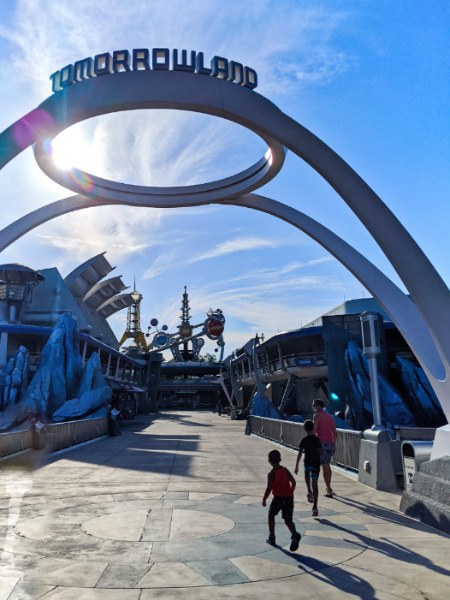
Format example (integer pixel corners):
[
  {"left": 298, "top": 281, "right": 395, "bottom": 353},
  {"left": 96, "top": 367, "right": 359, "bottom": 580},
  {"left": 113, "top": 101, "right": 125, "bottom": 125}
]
[
  {"left": 188, "top": 235, "right": 290, "bottom": 263},
  {"left": 35, "top": 205, "right": 164, "bottom": 267}
]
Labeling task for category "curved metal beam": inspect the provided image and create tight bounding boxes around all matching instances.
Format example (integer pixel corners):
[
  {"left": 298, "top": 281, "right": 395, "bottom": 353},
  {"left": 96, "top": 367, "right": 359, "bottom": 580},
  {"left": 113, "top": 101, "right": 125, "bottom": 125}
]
[{"left": 0, "top": 195, "right": 120, "bottom": 253}]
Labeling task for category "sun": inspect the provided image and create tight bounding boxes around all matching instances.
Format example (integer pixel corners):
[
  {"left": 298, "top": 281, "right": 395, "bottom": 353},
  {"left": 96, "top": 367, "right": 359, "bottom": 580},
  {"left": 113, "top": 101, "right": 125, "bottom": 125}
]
[{"left": 51, "top": 128, "right": 95, "bottom": 170}]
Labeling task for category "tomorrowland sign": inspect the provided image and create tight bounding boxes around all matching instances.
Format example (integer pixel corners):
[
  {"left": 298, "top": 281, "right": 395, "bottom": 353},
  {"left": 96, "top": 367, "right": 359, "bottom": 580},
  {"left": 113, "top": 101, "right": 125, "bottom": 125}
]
[{"left": 50, "top": 48, "right": 258, "bottom": 93}]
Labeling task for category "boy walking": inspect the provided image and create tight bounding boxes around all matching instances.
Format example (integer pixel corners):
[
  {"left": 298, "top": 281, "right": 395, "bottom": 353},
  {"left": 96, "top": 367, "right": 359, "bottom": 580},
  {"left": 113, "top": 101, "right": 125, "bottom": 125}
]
[
  {"left": 294, "top": 420, "right": 321, "bottom": 516},
  {"left": 262, "top": 449, "right": 301, "bottom": 551},
  {"left": 313, "top": 399, "right": 337, "bottom": 497}
]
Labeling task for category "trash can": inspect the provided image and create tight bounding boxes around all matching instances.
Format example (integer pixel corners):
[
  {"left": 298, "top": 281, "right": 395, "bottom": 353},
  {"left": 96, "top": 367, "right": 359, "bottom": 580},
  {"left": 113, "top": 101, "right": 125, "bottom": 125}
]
[
  {"left": 401, "top": 441, "right": 433, "bottom": 491},
  {"left": 230, "top": 408, "right": 237, "bottom": 420}
]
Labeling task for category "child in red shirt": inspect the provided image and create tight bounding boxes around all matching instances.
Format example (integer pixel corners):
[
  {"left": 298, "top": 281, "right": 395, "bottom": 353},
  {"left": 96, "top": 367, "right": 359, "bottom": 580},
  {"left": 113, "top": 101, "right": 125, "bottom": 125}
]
[{"left": 262, "top": 449, "right": 301, "bottom": 551}]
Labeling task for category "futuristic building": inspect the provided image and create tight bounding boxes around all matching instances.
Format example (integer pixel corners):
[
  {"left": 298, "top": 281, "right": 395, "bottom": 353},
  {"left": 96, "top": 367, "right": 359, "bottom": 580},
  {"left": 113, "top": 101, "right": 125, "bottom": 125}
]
[
  {"left": 228, "top": 298, "right": 446, "bottom": 432},
  {"left": 0, "top": 252, "right": 136, "bottom": 369}
]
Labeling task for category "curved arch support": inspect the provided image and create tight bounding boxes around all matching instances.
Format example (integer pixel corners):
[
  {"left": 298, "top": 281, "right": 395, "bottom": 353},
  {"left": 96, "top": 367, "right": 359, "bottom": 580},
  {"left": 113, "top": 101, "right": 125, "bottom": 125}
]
[
  {"left": 0, "top": 195, "right": 120, "bottom": 253},
  {"left": 225, "top": 194, "right": 449, "bottom": 389}
]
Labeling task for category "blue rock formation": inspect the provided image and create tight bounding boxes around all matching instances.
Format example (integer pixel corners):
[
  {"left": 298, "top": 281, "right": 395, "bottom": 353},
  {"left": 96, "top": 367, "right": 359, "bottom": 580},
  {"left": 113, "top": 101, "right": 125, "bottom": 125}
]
[
  {"left": 0, "top": 346, "right": 29, "bottom": 411},
  {"left": 77, "top": 350, "right": 108, "bottom": 395},
  {"left": 0, "top": 347, "right": 34, "bottom": 431},
  {"left": 345, "top": 340, "right": 417, "bottom": 431},
  {"left": 1, "top": 314, "right": 112, "bottom": 430},
  {"left": 396, "top": 356, "right": 447, "bottom": 427},
  {"left": 22, "top": 313, "right": 83, "bottom": 418},
  {"left": 52, "top": 387, "right": 112, "bottom": 421},
  {"left": 52, "top": 352, "right": 112, "bottom": 422},
  {"left": 251, "top": 392, "right": 285, "bottom": 419}
]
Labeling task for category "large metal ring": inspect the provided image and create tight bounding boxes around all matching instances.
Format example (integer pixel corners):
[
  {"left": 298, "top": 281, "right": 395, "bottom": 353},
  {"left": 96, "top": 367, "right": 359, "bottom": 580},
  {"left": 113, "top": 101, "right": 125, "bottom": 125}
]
[{"left": 32, "top": 72, "right": 285, "bottom": 207}]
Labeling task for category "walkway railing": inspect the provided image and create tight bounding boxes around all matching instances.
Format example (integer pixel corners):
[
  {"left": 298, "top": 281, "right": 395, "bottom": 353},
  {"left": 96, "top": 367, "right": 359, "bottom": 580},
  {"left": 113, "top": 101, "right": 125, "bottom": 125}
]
[
  {"left": 0, "top": 417, "right": 110, "bottom": 460},
  {"left": 249, "top": 416, "right": 362, "bottom": 471},
  {"left": 44, "top": 417, "right": 109, "bottom": 453},
  {"left": 0, "top": 428, "right": 33, "bottom": 460}
]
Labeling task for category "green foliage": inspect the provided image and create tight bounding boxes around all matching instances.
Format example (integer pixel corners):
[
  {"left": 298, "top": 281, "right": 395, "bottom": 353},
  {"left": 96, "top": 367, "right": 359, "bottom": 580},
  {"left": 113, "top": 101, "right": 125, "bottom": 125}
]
[{"left": 198, "top": 352, "right": 217, "bottom": 363}]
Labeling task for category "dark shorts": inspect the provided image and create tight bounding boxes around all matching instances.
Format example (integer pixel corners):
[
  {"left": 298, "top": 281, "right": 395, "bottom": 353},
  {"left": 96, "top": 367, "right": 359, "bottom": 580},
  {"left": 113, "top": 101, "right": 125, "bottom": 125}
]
[
  {"left": 269, "top": 496, "right": 294, "bottom": 521},
  {"left": 304, "top": 465, "right": 321, "bottom": 480},
  {"left": 320, "top": 443, "right": 335, "bottom": 464}
]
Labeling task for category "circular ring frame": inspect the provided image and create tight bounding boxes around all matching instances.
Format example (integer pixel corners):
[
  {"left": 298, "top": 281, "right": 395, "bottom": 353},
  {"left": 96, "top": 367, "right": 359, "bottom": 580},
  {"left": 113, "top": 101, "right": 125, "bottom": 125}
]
[{"left": 34, "top": 111, "right": 285, "bottom": 208}]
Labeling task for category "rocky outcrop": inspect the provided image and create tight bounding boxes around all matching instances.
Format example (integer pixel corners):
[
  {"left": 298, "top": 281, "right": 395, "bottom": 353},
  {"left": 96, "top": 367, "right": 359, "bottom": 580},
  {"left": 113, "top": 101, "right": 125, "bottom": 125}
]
[
  {"left": 52, "top": 352, "right": 112, "bottom": 422},
  {"left": 22, "top": 313, "right": 83, "bottom": 418},
  {"left": 396, "top": 356, "right": 447, "bottom": 427},
  {"left": 345, "top": 340, "right": 416, "bottom": 431},
  {"left": 251, "top": 392, "right": 284, "bottom": 419},
  {"left": 1, "top": 313, "right": 113, "bottom": 431},
  {"left": 0, "top": 346, "right": 29, "bottom": 411}
]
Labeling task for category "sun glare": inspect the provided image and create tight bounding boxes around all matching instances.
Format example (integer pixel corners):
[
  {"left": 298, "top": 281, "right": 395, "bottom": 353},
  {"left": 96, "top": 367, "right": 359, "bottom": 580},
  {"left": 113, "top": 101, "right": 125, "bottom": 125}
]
[{"left": 51, "top": 129, "right": 94, "bottom": 170}]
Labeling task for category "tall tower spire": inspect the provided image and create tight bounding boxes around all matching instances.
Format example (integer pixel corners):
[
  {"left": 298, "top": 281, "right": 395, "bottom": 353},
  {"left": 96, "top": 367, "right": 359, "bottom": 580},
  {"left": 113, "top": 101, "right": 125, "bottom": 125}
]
[
  {"left": 180, "top": 285, "right": 191, "bottom": 325},
  {"left": 118, "top": 280, "right": 148, "bottom": 351},
  {"left": 179, "top": 286, "right": 192, "bottom": 360}
]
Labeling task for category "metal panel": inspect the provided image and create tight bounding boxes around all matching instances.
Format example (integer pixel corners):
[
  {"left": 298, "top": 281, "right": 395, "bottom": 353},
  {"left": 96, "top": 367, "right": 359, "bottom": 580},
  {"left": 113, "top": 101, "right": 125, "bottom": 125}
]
[
  {"left": 82, "top": 276, "right": 128, "bottom": 310},
  {"left": 44, "top": 417, "right": 108, "bottom": 453},
  {"left": 0, "top": 429, "right": 33, "bottom": 459},
  {"left": 64, "top": 253, "right": 115, "bottom": 300}
]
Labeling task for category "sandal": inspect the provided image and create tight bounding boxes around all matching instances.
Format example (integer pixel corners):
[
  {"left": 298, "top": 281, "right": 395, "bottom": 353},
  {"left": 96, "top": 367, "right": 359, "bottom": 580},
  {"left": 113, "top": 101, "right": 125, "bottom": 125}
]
[{"left": 324, "top": 489, "right": 334, "bottom": 498}]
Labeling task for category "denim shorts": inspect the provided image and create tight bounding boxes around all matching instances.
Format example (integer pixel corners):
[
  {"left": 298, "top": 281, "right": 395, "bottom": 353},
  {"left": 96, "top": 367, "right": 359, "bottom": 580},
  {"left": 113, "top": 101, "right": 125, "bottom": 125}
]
[
  {"left": 320, "top": 443, "right": 335, "bottom": 465},
  {"left": 269, "top": 496, "right": 294, "bottom": 521},
  {"left": 304, "top": 465, "right": 321, "bottom": 480}
]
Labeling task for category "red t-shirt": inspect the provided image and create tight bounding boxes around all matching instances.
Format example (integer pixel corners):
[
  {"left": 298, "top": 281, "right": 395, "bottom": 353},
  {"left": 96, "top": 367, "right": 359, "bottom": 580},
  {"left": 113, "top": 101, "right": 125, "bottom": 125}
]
[
  {"left": 271, "top": 466, "right": 294, "bottom": 497},
  {"left": 315, "top": 412, "right": 335, "bottom": 444}
]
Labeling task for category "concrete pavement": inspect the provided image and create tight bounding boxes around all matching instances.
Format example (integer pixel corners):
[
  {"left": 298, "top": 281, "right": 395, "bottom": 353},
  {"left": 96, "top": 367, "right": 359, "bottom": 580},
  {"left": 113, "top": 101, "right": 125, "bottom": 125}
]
[{"left": 0, "top": 411, "right": 449, "bottom": 599}]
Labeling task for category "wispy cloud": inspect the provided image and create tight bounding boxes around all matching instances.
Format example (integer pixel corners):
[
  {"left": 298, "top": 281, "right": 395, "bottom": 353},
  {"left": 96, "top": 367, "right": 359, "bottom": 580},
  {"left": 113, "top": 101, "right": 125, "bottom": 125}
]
[
  {"left": 35, "top": 205, "right": 164, "bottom": 266},
  {"left": 188, "top": 235, "right": 287, "bottom": 263}
]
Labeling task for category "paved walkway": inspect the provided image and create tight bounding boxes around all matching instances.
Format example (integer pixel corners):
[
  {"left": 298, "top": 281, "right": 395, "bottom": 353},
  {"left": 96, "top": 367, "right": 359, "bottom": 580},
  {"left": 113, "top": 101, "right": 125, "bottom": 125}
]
[{"left": 0, "top": 412, "right": 449, "bottom": 599}]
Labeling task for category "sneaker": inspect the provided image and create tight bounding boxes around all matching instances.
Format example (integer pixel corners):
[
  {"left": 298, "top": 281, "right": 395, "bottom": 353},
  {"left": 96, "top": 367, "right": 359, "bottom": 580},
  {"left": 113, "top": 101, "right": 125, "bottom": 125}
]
[
  {"left": 312, "top": 508, "right": 319, "bottom": 516},
  {"left": 289, "top": 531, "right": 301, "bottom": 552},
  {"left": 266, "top": 534, "right": 276, "bottom": 546},
  {"left": 307, "top": 492, "right": 314, "bottom": 503}
]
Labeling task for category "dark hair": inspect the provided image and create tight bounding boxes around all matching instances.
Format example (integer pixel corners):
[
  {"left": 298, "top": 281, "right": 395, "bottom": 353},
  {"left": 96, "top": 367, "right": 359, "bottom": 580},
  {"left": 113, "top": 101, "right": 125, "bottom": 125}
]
[
  {"left": 304, "top": 419, "right": 314, "bottom": 432},
  {"left": 268, "top": 449, "right": 281, "bottom": 463},
  {"left": 313, "top": 399, "right": 324, "bottom": 408}
]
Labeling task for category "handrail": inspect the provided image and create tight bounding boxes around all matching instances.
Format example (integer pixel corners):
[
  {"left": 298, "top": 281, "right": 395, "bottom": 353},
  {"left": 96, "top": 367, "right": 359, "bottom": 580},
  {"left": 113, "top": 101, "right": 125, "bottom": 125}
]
[
  {"left": 248, "top": 415, "right": 362, "bottom": 471},
  {"left": 44, "top": 417, "right": 108, "bottom": 453},
  {"left": 0, "top": 428, "right": 33, "bottom": 459}
]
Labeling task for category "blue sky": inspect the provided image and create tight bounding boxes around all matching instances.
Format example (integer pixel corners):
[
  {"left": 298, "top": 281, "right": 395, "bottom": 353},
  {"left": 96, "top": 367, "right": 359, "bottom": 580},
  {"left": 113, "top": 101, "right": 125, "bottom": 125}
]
[{"left": 0, "top": 1, "right": 448, "bottom": 356}]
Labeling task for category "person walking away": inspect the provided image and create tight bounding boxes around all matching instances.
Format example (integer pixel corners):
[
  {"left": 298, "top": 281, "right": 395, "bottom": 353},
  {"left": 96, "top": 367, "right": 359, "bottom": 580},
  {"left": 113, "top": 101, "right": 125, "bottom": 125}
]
[
  {"left": 313, "top": 399, "right": 337, "bottom": 497},
  {"left": 294, "top": 420, "right": 321, "bottom": 516},
  {"left": 262, "top": 449, "right": 301, "bottom": 551}
]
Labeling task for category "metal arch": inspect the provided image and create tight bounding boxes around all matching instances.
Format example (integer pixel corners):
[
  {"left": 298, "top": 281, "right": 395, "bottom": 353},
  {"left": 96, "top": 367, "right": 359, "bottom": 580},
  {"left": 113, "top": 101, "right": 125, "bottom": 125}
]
[
  {"left": 0, "top": 188, "right": 446, "bottom": 384},
  {"left": 34, "top": 140, "right": 286, "bottom": 208},
  {"left": 0, "top": 68, "right": 449, "bottom": 419}
]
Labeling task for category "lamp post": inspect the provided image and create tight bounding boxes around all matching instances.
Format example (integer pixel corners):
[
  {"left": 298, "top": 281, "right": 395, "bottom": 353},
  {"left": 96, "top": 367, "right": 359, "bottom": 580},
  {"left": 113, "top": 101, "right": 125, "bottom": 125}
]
[{"left": 360, "top": 311, "right": 383, "bottom": 430}]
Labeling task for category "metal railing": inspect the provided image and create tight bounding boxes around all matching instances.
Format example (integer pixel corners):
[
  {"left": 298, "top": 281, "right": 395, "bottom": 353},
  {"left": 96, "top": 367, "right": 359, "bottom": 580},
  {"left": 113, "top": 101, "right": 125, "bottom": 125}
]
[
  {"left": 0, "top": 428, "right": 33, "bottom": 459},
  {"left": 394, "top": 427, "right": 436, "bottom": 441},
  {"left": 249, "top": 416, "right": 362, "bottom": 471},
  {"left": 44, "top": 417, "right": 108, "bottom": 453}
]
